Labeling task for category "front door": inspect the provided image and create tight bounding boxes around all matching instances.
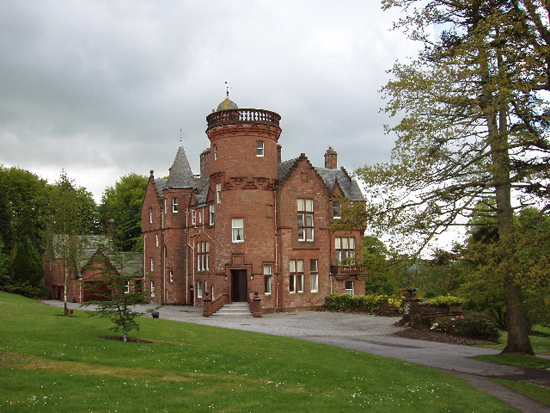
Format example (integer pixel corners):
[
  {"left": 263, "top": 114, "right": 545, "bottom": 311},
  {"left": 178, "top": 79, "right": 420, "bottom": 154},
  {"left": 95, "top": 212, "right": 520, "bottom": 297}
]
[{"left": 231, "top": 270, "right": 248, "bottom": 302}]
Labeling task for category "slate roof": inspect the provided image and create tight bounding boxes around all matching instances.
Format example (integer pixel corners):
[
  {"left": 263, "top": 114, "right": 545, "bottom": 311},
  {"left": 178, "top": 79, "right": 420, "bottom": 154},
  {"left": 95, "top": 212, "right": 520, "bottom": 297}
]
[
  {"left": 166, "top": 146, "right": 195, "bottom": 189},
  {"left": 277, "top": 156, "right": 364, "bottom": 201},
  {"left": 315, "top": 167, "right": 364, "bottom": 201},
  {"left": 52, "top": 235, "right": 143, "bottom": 276}
]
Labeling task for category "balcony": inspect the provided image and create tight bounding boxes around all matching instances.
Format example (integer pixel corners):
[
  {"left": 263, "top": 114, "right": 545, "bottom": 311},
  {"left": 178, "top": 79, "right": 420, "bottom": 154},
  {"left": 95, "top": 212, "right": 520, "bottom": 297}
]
[
  {"left": 206, "top": 108, "right": 281, "bottom": 130},
  {"left": 330, "top": 265, "right": 365, "bottom": 277}
]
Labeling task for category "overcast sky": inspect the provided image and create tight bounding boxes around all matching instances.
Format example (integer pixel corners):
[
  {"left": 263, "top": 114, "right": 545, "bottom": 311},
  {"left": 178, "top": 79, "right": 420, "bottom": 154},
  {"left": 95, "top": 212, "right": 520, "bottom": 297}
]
[{"left": 1, "top": 0, "right": 419, "bottom": 202}]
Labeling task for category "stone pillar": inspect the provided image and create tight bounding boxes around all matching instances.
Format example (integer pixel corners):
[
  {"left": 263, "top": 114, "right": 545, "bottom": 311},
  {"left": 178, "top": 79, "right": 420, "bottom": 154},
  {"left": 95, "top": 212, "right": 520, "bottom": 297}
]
[{"left": 203, "top": 291, "right": 212, "bottom": 317}]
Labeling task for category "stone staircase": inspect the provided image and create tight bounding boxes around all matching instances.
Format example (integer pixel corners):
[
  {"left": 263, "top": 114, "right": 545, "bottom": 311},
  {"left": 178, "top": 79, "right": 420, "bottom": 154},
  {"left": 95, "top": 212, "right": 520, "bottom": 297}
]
[{"left": 212, "top": 302, "right": 253, "bottom": 317}]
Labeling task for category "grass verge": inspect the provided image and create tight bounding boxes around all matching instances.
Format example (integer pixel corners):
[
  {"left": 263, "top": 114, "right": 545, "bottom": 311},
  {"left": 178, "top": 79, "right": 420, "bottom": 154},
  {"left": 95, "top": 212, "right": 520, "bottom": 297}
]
[
  {"left": 1, "top": 292, "right": 516, "bottom": 412},
  {"left": 492, "top": 379, "right": 550, "bottom": 407}
]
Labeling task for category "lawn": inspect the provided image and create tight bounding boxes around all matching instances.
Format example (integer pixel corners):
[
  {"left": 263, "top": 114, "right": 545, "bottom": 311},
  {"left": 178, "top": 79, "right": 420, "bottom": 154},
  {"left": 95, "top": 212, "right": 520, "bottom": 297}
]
[{"left": 0, "top": 292, "right": 516, "bottom": 412}]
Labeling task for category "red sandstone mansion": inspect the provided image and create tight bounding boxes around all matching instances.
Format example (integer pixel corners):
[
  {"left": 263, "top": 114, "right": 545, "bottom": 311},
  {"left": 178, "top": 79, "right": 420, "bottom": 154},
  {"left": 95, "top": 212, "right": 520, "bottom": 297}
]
[{"left": 141, "top": 97, "right": 366, "bottom": 312}]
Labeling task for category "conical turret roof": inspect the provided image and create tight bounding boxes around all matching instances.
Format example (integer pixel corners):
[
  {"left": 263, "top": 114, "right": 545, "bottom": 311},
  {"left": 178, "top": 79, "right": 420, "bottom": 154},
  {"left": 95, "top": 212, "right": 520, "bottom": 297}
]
[{"left": 166, "top": 146, "right": 195, "bottom": 189}]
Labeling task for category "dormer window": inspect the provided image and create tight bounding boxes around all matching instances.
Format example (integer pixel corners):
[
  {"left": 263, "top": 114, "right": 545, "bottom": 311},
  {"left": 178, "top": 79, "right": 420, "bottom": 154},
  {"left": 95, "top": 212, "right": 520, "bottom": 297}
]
[{"left": 333, "top": 200, "right": 341, "bottom": 219}]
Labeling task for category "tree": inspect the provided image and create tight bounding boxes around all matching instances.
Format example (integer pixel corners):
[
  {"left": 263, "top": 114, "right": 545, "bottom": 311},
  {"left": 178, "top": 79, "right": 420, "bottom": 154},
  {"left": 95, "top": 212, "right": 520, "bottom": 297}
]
[
  {"left": 98, "top": 174, "right": 148, "bottom": 251},
  {"left": 46, "top": 171, "right": 95, "bottom": 315},
  {"left": 81, "top": 237, "right": 153, "bottom": 342},
  {"left": 357, "top": 0, "right": 550, "bottom": 354}
]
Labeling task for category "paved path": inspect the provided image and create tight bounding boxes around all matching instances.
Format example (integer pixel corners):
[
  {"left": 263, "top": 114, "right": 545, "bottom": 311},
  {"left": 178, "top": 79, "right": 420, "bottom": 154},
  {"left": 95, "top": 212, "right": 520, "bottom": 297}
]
[{"left": 45, "top": 301, "right": 550, "bottom": 412}]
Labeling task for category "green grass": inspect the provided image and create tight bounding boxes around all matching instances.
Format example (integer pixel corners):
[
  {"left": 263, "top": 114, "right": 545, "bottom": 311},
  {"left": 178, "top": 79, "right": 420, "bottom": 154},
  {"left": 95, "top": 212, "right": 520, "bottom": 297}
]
[
  {"left": 485, "top": 329, "right": 550, "bottom": 355},
  {"left": 492, "top": 380, "right": 550, "bottom": 407},
  {"left": 475, "top": 354, "right": 550, "bottom": 370},
  {"left": 0, "top": 292, "right": 517, "bottom": 412}
]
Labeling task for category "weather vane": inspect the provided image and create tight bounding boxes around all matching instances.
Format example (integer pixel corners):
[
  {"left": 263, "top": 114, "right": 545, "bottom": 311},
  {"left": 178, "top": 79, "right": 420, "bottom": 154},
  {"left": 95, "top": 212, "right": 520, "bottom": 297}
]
[
  {"left": 179, "top": 128, "right": 183, "bottom": 145},
  {"left": 225, "top": 80, "right": 231, "bottom": 98}
]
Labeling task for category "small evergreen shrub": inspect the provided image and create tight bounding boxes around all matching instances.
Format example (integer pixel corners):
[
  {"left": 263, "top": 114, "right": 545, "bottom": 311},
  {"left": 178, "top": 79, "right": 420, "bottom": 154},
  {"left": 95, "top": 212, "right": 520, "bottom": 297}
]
[
  {"left": 428, "top": 295, "right": 463, "bottom": 306},
  {"left": 431, "top": 312, "right": 500, "bottom": 342},
  {"left": 323, "top": 293, "right": 403, "bottom": 313}
]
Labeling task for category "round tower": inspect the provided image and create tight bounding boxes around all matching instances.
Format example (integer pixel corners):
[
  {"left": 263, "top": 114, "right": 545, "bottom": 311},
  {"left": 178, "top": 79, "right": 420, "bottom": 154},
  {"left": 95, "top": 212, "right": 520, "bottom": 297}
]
[
  {"left": 206, "top": 97, "right": 282, "bottom": 179},
  {"left": 205, "top": 97, "right": 282, "bottom": 301}
]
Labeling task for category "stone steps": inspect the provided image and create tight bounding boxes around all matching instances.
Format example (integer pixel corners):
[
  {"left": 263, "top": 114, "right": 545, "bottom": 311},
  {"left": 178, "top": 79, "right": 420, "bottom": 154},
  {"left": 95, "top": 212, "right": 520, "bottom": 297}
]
[{"left": 213, "top": 302, "right": 252, "bottom": 317}]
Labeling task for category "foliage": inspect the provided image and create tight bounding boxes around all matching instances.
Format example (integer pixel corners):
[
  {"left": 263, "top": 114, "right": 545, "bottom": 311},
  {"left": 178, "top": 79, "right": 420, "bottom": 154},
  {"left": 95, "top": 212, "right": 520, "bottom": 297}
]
[
  {"left": 323, "top": 293, "right": 403, "bottom": 313},
  {"left": 98, "top": 173, "right": 148, "bottom": 251},
  {"left": 0, "top": 292, "right": 516, "bottom": 413},
  {"left": 354, "top": 0, "right": 550, "bottom": 355},
  {"left": 81, "top": 235, "right": 152, "bottom": 342},
  {"left": 431, "top": 313, "right": 500, "bottom": 342},
  {"left": 427, "top": 295, "right": 463, "bottom": 307}
]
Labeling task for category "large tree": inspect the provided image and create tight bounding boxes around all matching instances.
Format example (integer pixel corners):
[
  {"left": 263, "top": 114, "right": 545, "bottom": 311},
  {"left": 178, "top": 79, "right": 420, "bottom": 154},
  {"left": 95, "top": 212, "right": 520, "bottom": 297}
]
[
  {"left": 46, "top": 171, "right": 96, "bottom": 314},
  {"left": 98, "top": 173, "right": 148, "bottom": 251},
  {"left": 357, "top": 0, "right": 550, "bottom": 354}
]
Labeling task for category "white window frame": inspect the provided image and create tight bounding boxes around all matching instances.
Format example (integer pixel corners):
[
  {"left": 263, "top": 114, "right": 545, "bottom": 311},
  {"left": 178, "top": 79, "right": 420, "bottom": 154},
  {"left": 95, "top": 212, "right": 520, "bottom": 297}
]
[
  {"left": 214, "top": 144, "right": 218, "bottom": 160},
  {"left": 172, "top": 197, "right": 178, "bottom": 213},
  {"left": 169, "top": 270, "right": 174, "bottom": 283},
  {"left": 155, "top": 233, "right": 159, "bottom": 247},
  {"left": 197, "top": 281, "right": 202, "bottom": 299},
  {"left": 256, "top": 141, "right": 264, "bottom": 157},
  {"left": 297, "top": 199, "right": 314, "bottom": 241},
  {"left": 310, "top": 259, "right": 318, "bottom": 293},
  {"left": 345, "top": 280, "right": 355, "bottom": 295},
  {"left": 264, "top": 264, "right": 272, "bottom": 296},
  {"left": 149, "top": 207, "right": 153, "bottom": 224},
  {"left": 192, "top": 209, "right": 196, "bottom": 226},
  {"left": 216, "top": 182, "right": 222, "bottom": 203},
  {"left": 124, "top": 281, "right": 130, "bottom": 294},
  {"left": 232, "top": 218, "right": 244, "bottom": 243},
  {"left": 151, "top": 281, "right": 155, "bottom": 298},
  {"left": 335, "top": 237, "right": 356, "bottom": 265},
  {"left": 333, "top": 200, "right": 341, "bottom": 219},
  {"left": 150, "top": 258, "right": 154, "bottom": 272},
  {"left": 209, "top": 204, "right": 215, "bottom": 225},
  {"left": 289, "top": 260, "right": 304, "bottom": 293}
]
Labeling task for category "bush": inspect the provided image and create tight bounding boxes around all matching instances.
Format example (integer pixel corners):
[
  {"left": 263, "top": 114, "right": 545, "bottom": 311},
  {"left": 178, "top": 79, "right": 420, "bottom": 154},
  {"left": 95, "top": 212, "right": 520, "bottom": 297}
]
[
  {"left": 428, "top": 295, "right": 463, "bottom": 306},
  {"left": 323, "top": 293, "right": 403, "bottom": 313},
  {"left": 431, "top": 312, "right": 500, "bottom": 342}
]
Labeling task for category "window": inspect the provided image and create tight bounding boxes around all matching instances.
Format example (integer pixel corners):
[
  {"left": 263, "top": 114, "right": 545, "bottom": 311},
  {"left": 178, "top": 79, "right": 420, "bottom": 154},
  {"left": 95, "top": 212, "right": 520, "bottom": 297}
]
[
  {"left": 164, "top": 199, "right": 167, "bottom": 214},
  {"left": 151, "top": 281, "right": 155, "bottom": 298},
  {"left": 124, "top": 281, "right": 130, "bottom": 294},
  {"left": 216, "top": 183, "right": 222, "bottom": 203},
  {"left": 345, "top": 280, "right": 355, "bottom": 295},
  {"left": 150, "top": 258, "right": 154, "bottom": 272},
  {"left": 310, "top": 259, "right": 318, "bottom": 293},
  {"left": 333, "top": 200, "right": 341, "bottom": 219},
  {"left": 297, "top": 199, "right": 314, "bottom": 241},
  {"left": 214, "top": 144, "right": 218, "bottom": 160},
  {"left": 256, "top": 141, "right": 264, "bottom": 157},
  {"left": 289, "top": 260, "right": 304, "bottom": 293},
  {"left": 198, "top": 211, "right": 202, "bottom": 224},
  {"left": 197, "top": 281, "right": 202, "bottom": 299},
  {"left": 335, "top": 237, "right": 356, "bottom": 265},
  {"left": 197, "top": 241, "right": 209, "bottom": 272},
  {"left": 232, "top": 218, "right": 244, "bottom": 242},
  {"left": 209, "top": 204, "right": 215, "bottom": 225},
  {"left": 192, "top": 209, "right": 196, "bottom": 226},
  {"left": 172, "top": 197, "right": 178, "bottom": 213},
  {"left": 149, "top": 207, "right": 153, "bottom": 224},
  {"left": 155, "top": 233, "right": 159, "bottom": 247},
  {"left": 169, "top": 270, "right": 174, "bottom": 283},
  {"left": 264, "top": 265, "right": 272, "bottom": 296}
]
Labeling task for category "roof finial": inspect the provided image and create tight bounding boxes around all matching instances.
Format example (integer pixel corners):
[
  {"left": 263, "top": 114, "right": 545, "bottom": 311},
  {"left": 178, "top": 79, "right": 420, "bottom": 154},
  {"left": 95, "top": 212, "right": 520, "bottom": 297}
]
[{"left": 225, "top": 80, "right": 231, "bottom": 97}]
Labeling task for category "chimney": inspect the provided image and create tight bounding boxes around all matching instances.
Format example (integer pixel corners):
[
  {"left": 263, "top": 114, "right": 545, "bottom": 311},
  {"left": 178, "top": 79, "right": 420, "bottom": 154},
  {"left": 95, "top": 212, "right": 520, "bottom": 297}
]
[
  {"left": 200, "top": 148, "right": 211, "bottom": 178},
  {"left": 324, "top": 147, "right": 338, "bottom": 169}
]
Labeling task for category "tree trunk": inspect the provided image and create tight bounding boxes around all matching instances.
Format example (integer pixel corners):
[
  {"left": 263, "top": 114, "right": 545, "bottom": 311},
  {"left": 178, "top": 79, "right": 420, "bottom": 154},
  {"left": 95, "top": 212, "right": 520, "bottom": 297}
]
[{"left": 488, "top": 106, "right": 534, "bottom": 355}]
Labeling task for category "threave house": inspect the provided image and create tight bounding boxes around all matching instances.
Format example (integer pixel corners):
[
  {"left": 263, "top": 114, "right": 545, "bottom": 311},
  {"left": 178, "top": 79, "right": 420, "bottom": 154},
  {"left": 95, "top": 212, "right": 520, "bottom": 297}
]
[{"left": 141, "top": 96, "right": 367, "bottom": 313}]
